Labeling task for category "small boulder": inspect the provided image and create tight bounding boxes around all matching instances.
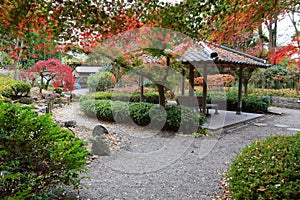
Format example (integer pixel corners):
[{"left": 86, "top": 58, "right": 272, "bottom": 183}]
[
  {"left": 91, "top": 136, "right": 111, "bottom": 156},
  {"left": 64, "top": 120, "right": 77, "bottom": 127},
  {"left": 92, "top": 125, "right": 109, "bottom": 137}
]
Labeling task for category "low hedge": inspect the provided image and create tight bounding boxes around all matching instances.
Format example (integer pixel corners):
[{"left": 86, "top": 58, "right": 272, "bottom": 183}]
[
  {"left": 80, "top": 91, "right": 159, "bottom": 104},
  {"left": 0, "top": 102, "right": 89, "bottom": 199},
  {"left": 226, "top": 90, "right": 271, "bottom": 113},
  {"left": 80, "top": 100, "right": 206, "bottom": 132},
  {"left": 0, "top": 77, "right": 31, "bottom": 99},
  {"left": 227, "top": 133, "right": 300, "bottom": 199},
  {"left": 249, "top": 88, "right": 299, "bottom": 98},
  {"left": 195, "top": 90, "right": 271, "bottom": 113}
]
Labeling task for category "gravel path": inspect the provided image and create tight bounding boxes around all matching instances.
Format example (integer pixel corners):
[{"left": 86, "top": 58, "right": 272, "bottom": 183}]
[{"left": 52, "top": 103, "right": 300, "bottom": 200}]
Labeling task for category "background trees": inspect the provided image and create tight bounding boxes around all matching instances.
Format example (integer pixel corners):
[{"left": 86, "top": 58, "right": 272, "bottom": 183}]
[{"left": 1, "top": 0, "right": 299, "bottom": 94}]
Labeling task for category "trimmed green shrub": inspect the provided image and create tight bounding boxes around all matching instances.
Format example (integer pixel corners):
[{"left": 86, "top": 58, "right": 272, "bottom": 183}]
[
  {"left": 0, "top": 102, "right": 89, "bottom": 199},
  {"left": 227, "top": 133, "right": 300, "bottom": 199},
  {"left": 195, "top": 90, "right": 271, "bottom": 113},
  {"left": 19, "top": 96, "right": 34, "bottom": 104},
  {"left": 0, "top": 72, "right": 7, "bottom": 77},
  {"left": 80, "top": 100, "right": 205, "bottom": 132},
  {"left": 80, "top": 91, "right": 159, "bottom": 104},
  {"left": 87, "top": 71, "right": 115, "bottom": 92},
  {"left": 226, "top": 90, "right": 271, "bottom": 113},
  {"left": 0, "top": 77, "right": 31, "bottom": 99}
]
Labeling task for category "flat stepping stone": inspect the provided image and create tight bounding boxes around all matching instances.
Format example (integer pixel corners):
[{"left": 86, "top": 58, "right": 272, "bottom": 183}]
[
  {"left": 287, "top": 128, "right": 300, "bottom": 132},
  {"left": 274, "top": 124, "right": 289, "bottom": 128},
  {"left": 253, "top": 123, "right": 268, "bottom": 127},
  {"left": 268, "top": 107, "right": 283, "bottom": 115}
]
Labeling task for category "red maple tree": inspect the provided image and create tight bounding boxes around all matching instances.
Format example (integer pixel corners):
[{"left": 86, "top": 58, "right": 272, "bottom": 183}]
[
  {"left": 28, "top": 58, "right": 75, "bottom": 94},
  {"left": 268, "top": 36, "right": 300, "bottom": 93}
]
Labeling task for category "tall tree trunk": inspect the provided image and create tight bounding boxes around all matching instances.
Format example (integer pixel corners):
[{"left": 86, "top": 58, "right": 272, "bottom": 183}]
[
  {"left": 266, "top": 17, "right": 277, "bottom": 51},
  {"left": 242, "top": 68, "right": 255, "bottom": 97},
  {"left": 157, "top": 84, "right": 165, "bottom": 108},
  {"left": 258, "top": 24, "right": 264, "bottom": 57},
  {"left": 156, "top": 56, "right": 170, "bottom": 108},
  {"left": 40, "top": 74, "right": 44, "bottom": 94}
]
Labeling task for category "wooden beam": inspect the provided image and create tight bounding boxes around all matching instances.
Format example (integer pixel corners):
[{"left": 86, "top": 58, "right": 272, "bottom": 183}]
[
  {"left": 237, "top": 66, "right": 243, "bottom": 115},
  {"left": 189, "top": 64, "right": 195, "bottom": 96},
  {"left": 202, "top": 64, "right": 208, "bottom": 115},
  {"left": 181, "top": 69, "right": 185, "bottom": 96}
]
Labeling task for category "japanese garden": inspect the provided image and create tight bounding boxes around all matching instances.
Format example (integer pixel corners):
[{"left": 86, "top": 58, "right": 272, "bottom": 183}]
[{"left": 0, "top": 0, "right": 300, "bottom": 199}]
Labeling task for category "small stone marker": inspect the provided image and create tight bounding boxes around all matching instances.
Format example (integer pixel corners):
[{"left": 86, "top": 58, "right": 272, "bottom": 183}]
[
  {"left": 64, "top": 120, "right": 77, "bottom": 127},
  {"left": 274, "top": 124, "right": 289, "bottom": 128},
  {"left": 253, "top": 123, "right": 268, "bottom": 127},
  {"left": 92, "top": 125, "right": 109, "bottom": 137},
  {"left": 91, "top": 136, "right": 111, "bottom": 156},
  {"left": 287, "top": 128, "right": 300, "bottom": 132}
]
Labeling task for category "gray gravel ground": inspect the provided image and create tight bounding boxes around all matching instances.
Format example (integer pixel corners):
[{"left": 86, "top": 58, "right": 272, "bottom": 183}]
[{"left": 52, "top": 103, "right": 300, "bottom": 200}]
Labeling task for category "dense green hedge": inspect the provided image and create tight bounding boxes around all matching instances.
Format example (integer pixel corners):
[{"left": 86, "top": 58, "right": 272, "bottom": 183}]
[
  {"left": 226, "top": 90, "right": 271, "bottom": 113},
  {"left": 80, "top": 91, "right": 159, "bottom": 104},
  {"left": 195, "top": 89, "right": 271, "bottom": 113},
  {"left": 227, "top": 133, "right": 300, "bottom": 199},
  {"left": 0, "top": 77, "right": 31, "bottom": 99},
  {"left": 80, "top": 100, "right": 205, "bottom": 132},
  {"left": 0, "top": 102, "right": 89, "bottom": 199}
]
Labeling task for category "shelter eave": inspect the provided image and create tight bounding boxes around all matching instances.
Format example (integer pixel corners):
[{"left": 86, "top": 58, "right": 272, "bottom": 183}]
[{"left": 213, "top": 58, "right": 271, "bottom": 69}]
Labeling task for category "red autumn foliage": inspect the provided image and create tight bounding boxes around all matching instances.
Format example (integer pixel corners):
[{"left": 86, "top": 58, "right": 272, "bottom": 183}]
[
  {"left": 268, "top": 36, "right": 300, "bottom": 66},
  {"left": 194, "top": 74, "right": 235, "bottom": 87},
  {"left": 28, "top": 58, "right": 75, "bottom": 93}
]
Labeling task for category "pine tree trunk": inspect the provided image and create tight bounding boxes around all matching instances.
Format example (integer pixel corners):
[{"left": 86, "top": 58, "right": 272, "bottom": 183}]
[{"left": 157, "top": 84, "right": 165, "bottom": 108}]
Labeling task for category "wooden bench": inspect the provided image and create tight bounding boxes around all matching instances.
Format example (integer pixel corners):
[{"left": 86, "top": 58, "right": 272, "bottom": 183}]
[{"left": 176, "top": 96, "right": 219, "bottom": 115}]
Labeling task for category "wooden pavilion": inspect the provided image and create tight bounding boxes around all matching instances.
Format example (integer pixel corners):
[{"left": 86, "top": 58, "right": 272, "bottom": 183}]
[{"left": 180, "top": 41, "right": 270, "bottom": 115}]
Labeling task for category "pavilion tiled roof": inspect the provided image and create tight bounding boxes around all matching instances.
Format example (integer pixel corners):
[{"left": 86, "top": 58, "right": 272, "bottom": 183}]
[{"left": 182, "top": 41, "right": 270, "bottom": 68}]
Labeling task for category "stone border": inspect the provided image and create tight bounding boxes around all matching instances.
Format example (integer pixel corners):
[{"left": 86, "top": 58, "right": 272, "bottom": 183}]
[{"left": 271, "top": 97, "right": 300, "bottom": 109}]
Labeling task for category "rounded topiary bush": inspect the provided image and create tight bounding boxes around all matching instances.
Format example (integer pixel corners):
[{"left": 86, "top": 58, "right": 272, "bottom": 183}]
[
  {"left": 0, "top": 102, "right": 89, "bottom": 199},
  {"left": 0, "top": 77, "right": 31, "bottom": 99},
  {"left": 227, "top": 133, "right": 300, "bottom": 199},
  {"left": 87, "top": 71, "right": 115, "bottom": 92}
]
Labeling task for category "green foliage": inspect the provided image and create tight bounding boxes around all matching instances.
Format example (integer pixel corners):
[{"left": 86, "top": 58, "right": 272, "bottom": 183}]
[
  {"left": 265, "top": 65, "right": 289, "bottom": 89},
  {"left": 0, "top": 102, "right": 89, "bottom": 199},
  {"left": 227, "top": 133, "right": 300, "bottom": 199},
  {"left": 80, "top": 91, "right": 159, "bottom": 104},
  {"left": 0, "top": 72, "right": 8, "bottom": 77},
  {"left": 19, "top": 97, "right": 34, "bottom": 104},
  {"left": 226, "top": 89, "right": 271, "bottom": 113},
  {"left": 195, "top": 91, "right": 227, "bottom": 103},
  {"left": 80, "top": 100, "right": 205, "bottom": 132},
  {"left": 195, "top": 89, "right": 271, "bottom": 113},
  {"left": 248, "top": 88, "right": 299, "bottom": 98},
  {"left": 0, "top": 51, "right": 14, "bottom": 67},
  {"left": 0, "top": 77, "right": 31, "bottom": 99},
  {"left": 87, "top": 71, "right": 115, "bottom": 92}
]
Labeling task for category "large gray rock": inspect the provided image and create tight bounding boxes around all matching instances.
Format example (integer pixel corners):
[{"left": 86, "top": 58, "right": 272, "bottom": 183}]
[
  {"left": 92, "top": 125, "right": 109, "bottom": 137},
  {"left": 91, "top": 136, "right": 110, "bottom": 156}
]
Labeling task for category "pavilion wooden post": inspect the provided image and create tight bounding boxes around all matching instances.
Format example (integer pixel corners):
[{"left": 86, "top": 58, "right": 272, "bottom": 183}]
[
  {"left": 181, "top": 69, "right": 185, "bottom": 96},
  {"left": 188, "top": 64, "right": 195, "bottom": 96},
  {"left": 237, "top": 66, "right": 244, "bottom": 115},
  {"left": 202, "top": 64, "right": 208, "bottom": 115}
]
